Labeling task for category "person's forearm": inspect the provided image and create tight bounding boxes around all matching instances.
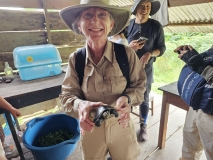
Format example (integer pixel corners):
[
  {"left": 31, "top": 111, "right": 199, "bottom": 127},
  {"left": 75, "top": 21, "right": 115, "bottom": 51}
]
[
  {"left": 150, "top": 49, "right": 160, "bottom": 57},
  {"left": 0, "top": 96, "right": 14, "bottom": 112},
  {"left": 0, "top": 155, "right": 7, "bottom": 160}
]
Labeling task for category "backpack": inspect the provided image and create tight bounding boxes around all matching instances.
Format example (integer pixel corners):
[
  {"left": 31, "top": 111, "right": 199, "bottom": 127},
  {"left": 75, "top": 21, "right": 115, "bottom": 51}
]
[
  {"left": 177, "top": 48, "right": 213, "bottom": 111},
  {"left": 75, "top": 43, "right": 130, "bottom": 90}
]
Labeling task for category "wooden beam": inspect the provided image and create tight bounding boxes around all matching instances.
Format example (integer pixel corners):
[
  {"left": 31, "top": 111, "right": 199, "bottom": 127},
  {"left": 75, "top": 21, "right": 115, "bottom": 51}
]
[
  {"left": 168, "top": 23, "right": 213, "bottom": 26},
  {"left": 41, "top": 0, "right": 52, "bottom": 43},
  {"left": 51, "top": 30, "right": 85, "bottom": 46},
  {"left": 45, "top": 0, "right": 80, "bottom": 10},
  {"left": 164, "top": 24, "right": 213, "bottom": 33},
  {"left": 0, "top": 31, "right": 47, "bottom": 52},
  {"left": 0, "top": 10, "right": 45, "bottom": 31},
  {"left": 0, "top": 0, "right": 79, "bottom": 9},
  {"left": 0, "top": 0, "right": 42, "bottom": 8},
  {"left": 57, "top": 46, "right": 84, "bottom": 63},
  {"left": 49, "top": 12, "right": 69, "bottom": 30},
  {"left": 168, "top": 0, "right": 213, "bottom": 7}
]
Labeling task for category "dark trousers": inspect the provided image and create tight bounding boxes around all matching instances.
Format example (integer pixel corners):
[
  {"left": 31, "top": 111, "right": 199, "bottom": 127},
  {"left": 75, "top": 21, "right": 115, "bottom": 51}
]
[{"left": 139, "top": 83, "right": 152, "bottom": 123}]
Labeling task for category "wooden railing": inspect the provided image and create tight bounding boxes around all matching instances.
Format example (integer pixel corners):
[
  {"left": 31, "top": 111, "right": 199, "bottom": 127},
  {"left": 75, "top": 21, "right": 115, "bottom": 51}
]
[{"left": 0, "top": 0, "right": 85, "bottom": 72}]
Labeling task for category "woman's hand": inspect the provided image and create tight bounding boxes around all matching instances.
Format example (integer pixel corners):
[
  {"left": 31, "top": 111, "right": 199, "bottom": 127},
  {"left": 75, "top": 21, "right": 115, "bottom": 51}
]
[
  {"left": 10, "top": 107, "right": 21, "bottom": 118},
  {"left": 140, "top": 51, "right": 151, "bottom": 68},
  {"left": 114, "top": 96, "right": 131, "bottom": 129},
  {"left": 129, "top": 40, "right": 144, "bottom": 51},
  {"left": 78, "top": 101, "right": 106, "bottom": 135}
]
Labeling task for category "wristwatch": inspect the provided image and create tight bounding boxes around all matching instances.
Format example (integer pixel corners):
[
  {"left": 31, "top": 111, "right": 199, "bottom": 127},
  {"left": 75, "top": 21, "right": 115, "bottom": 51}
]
[
  {"left": 150, "top": 50, "right": 154, "bottom": 56},
  {"left": 122, "top": 94, "right": 131, "bottom": 105}
]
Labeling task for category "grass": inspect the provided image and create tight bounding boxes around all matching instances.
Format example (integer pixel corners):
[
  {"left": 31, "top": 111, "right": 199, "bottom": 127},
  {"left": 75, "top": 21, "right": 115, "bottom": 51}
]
[{"left": 152, "top": 32, "right": 213, "bottom": 94}]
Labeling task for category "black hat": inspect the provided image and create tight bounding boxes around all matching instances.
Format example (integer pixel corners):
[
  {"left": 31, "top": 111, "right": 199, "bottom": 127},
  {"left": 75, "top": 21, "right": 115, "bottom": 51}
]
[{"left": 131, "top": 0, "right": 161, "bottom": 16}]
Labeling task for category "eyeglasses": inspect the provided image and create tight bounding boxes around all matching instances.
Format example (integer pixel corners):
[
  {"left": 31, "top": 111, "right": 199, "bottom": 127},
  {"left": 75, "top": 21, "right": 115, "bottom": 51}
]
[{"left": 81, "top": 11, "right": 110, "bottom": 20}]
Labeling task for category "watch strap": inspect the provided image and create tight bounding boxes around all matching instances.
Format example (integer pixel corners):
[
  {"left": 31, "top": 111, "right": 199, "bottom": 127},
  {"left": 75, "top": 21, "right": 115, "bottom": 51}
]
[{"left": 122, "top": 94, "right": 131, "bottom": 105}]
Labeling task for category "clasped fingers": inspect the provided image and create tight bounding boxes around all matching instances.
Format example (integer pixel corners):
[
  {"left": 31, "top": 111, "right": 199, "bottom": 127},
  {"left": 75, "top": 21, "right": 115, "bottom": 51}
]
[
  {"left": 117, "top": 105, "right": 131, "bottom": 128},
  {"left": 118, "top": 112, "right": 130, "bottom": 128}
]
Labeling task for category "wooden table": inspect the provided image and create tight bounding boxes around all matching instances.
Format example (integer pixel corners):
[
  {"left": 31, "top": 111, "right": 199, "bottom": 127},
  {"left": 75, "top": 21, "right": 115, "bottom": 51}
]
[
  {"left": 158, "top": 81, "right": 189, "bottom": 149},
  {"left": 0, "top": 73, "right": 65, "bottom": 160}
]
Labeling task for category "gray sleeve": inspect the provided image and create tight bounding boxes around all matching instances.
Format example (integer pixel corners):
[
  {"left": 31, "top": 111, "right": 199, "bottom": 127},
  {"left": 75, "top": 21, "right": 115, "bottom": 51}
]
[
  {"left": 155, "top": 24, "right": 166, "bottom": 57},
  {"left": 201, "top": 65, "right": 213, "bottom": 83}
]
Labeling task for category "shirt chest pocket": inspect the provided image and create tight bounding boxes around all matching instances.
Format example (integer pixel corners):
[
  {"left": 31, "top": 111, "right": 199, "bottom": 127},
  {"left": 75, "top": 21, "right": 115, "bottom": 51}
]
[
  {"left": 104, "top": 64, "right": 127, "bottom": 94},
  {"left": 81, "top": 66, "right": 94, "bottom": 93}
]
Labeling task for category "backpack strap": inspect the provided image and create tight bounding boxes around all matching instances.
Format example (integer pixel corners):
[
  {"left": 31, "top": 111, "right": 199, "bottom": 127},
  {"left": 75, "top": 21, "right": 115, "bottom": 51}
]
[
  {"left": 75, "top": 43, "right": 130, "bottom": 89},
  {"left": 75, "top": 47, "right": 86, "bottom": 86},
  {"left": 114, "top": 43, "right": 130, "bottom": 89}
]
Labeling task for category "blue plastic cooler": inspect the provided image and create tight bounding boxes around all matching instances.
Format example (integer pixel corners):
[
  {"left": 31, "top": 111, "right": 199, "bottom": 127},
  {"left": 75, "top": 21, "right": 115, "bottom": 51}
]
[{"left": 13, "top": 44, "right": 62, "bottom": 80}]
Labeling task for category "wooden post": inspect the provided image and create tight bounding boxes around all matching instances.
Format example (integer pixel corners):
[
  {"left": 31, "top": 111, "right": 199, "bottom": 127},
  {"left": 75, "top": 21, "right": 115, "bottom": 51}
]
[{"left": 41, "top": 0, "right": 52, "bottom": 44}]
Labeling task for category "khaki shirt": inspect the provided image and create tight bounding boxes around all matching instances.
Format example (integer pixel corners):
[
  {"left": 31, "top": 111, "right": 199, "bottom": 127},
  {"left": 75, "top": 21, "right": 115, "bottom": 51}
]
[{"left": 59, "top": 40, "right": 146, "bottom": 117}]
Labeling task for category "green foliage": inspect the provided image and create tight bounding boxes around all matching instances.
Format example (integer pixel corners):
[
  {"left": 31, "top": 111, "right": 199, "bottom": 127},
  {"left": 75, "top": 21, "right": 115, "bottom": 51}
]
[
  {"left": 153, "top": 32, "right": 213, "bottom": 94},
  {"left": 37, "top": 129, "right": 74, "bottom": 147}
]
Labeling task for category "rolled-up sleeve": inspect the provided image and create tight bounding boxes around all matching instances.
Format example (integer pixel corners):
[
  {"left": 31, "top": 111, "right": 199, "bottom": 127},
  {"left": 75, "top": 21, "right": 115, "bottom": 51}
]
[
  {"left": 59, "top": 52, "right": 83, "bottom": 118},
  {"left": 123, "top": 46, "right": 147, "bottom": 106},
  {"left": 201, "top": 65, "right": 213, "bottom": 83},
  {"left": 156, "top": 24, "right": 166, "bottom": 57}
]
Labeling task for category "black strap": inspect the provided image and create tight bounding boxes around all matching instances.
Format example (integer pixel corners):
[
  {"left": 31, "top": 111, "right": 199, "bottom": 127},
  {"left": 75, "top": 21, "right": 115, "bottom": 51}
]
[
  {"left": 75, "top": 43, "right": 130, "bottom": 89},
  {"left": 114, "top": 43, "right": 130, "bottom": 89},
  {"left": 75, "top": 47, "right": 86, "bottom": 86}
]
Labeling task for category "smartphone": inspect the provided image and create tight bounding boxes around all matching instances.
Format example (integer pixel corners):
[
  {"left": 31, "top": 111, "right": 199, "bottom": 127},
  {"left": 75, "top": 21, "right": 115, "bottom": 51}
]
[{"left": 137, "top": 36, "right": 148, "bottom": 42}]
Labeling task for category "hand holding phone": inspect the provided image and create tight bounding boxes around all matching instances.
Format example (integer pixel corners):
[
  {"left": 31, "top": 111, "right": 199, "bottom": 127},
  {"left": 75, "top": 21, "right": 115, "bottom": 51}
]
[
  {"left": 137, "top": 37, "right": 148, "bottom": 45},
  {"left": 137, "top": 37, "right": 148, "bottom": 42}
]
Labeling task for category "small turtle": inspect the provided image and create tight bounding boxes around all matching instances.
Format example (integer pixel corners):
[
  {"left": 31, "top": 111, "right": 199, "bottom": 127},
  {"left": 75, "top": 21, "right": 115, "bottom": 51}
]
[{"left": 93, "top": 106, "right": 119, "bottom": 127}]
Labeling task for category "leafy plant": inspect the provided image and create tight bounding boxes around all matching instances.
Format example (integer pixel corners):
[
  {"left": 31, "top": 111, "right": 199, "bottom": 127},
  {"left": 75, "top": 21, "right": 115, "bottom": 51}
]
[
  {"left": 153, "top": 32, "right": 213, "bottom": 94},
  {"left": 37, "top": 129, "right": 74, "bottom": 147}
]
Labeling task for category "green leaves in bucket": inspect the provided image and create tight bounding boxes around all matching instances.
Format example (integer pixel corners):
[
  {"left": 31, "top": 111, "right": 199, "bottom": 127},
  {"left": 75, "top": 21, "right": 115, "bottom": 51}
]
[{"left": 37, "top": 129, "right": 74, "bottom": 147}]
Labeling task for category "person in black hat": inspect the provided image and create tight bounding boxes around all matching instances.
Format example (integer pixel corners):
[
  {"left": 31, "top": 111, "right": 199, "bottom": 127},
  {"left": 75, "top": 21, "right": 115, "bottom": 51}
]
[{"left": 125, "top": 0, "right": 166, "bottom": 141}]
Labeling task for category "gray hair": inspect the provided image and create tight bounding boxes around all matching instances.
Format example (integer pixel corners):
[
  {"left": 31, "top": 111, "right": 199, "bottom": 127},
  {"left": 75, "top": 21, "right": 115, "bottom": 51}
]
[{"left": 72, "top": 14, "right": 82, "bottom": 34}]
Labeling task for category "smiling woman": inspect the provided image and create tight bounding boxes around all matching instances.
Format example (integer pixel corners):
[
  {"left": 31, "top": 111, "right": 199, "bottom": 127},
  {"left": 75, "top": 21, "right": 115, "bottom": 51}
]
[{"left": 59, "top": 0, "right": 147, "bottom": 160}]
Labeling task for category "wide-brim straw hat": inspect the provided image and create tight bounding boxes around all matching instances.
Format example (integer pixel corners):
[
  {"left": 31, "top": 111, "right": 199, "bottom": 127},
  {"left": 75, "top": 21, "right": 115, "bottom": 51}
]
[
  {"left": 131, "top": 0, "right": 161, "bottom": 16},
  {"left": 60, "top": 0, "right": 131, "bottom": 36}
]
